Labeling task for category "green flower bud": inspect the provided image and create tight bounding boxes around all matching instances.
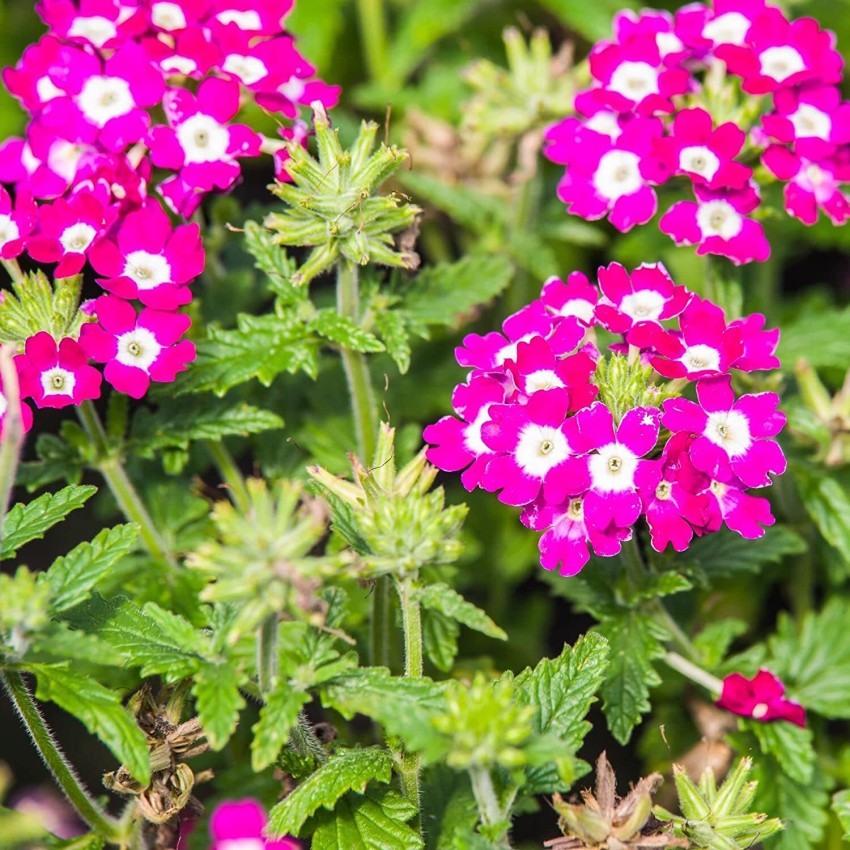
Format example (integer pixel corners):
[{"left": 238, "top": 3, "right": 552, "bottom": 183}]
[{"left": 0, "top": 272, "right": 86, "bottom": 346}]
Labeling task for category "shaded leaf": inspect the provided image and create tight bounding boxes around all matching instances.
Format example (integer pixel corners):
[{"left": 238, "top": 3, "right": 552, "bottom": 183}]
[
  {"left": 193, "top": 662, "right": 245, "bottom": 751},
  {"left": 415, "top": 583, "right": 506, "bottom": 641},
  {"left": 312, "top": 310, "right": 385, "bottom": 353},
  {"left": 251, "top": 686, "right": 311, "bottom": 772}
]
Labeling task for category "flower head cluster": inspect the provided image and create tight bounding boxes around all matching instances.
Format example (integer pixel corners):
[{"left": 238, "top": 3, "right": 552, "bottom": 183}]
[
  {"left": 545, "top": 0, "right": 850, "bottom": 263},
  {"left": 424, "top": 263, "right": 786, "bottom": 576},
  {"left": 0, "top": 0, "right": 338, "bottom": 427}
]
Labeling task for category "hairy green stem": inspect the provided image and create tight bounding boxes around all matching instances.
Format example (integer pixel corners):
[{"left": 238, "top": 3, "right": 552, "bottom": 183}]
[
  {"left": 207, "top": 440, "right": 251, "bottom": 513},
  {"left": 356, "top": 0, "right": 390, "bottom": 84},
  {"left": 77, "top": 400, "right": 176, "bottom": 568},
  {"left": 1, "top": 670, "right": 125, "bottom": 842},
  {"left": 664, "top": 651, "right": 723, "bottom": 696},
  {"left": 469, "top": 764, "right": 512, "bottom": 848},
  {"left": 256, "top": 614, "right": 279, "bottom": 696},
  {"left": 0, "top": 346, "right": 25, "bottom": 537},
  {"left": 290, "top": 710, "right": 327, "bottom": 764},
  {"left": 369, "top": 576, "right": 393, "bottom": 669}
]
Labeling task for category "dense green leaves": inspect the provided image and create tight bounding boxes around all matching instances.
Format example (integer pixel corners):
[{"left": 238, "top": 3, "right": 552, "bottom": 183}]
[
  {"left": 747, "top": 720, "right": 815, "bottom": 785},
  {"left": 794, "top": 465, "right": 850, "bottom": 568},
  {"left": 251, "top": 686, "right": 311, "bottom": 772}
]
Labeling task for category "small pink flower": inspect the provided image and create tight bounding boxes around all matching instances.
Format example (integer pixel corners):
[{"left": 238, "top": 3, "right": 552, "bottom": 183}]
[
  {"left": 0, "top": 186, "right": 37, "bottom": 260},
  {"left": 207, "top": 0, "right": 294, "bottom": 36},
  {"left": 79, "top": 296, "right": 195, "bottom": 399},
  {"left": 209, "top": 799, "right": 299, "bottom": 850},
  {"left": 660, "top": 182, "right": 770, "bottom": 265},
  {"left": 147, "top": 0, "right": 208, "bottom": 33},
  {"left": 716, "top": 7, "right": 843, "bottom": 95},
  {"left": 0, "top": 363, "right": 34, "bottom": 438},
  {"left": 89, "top": 202, "right": 203, "bottom": 309},
  {"left": 142, "top": 28, "right": 220, "bottom": 80},
  {"left": 675, "top": 0, "right": 767, "bottom": 53},
  {"left": 717, "top": 669, "right": 806, "bottom": 727},
  {"left": 661, "top": 376, "right": 786, "bottom": 489},
  {"left": 698, "top": 466, "right": 776, "bottom": 538},
  {"left": 16, "top": 332, "right": 102, "bottom": 409},
  {"left": 540, "top": 271, "right": 599, "bottom": 327},
  {"left": 3, "top": 35, "right": 68, "bottom": 114},
  {"left": 613, "top": 8, "right": 689, "bottom": 66},
  {"left": 36, "top": 0, "right": 145, "bottom": 50}
]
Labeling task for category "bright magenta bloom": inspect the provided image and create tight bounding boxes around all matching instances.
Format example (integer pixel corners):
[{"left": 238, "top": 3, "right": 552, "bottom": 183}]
[
  {"left": 209, "top": 799, "right": 298, "bottom": 850},
  {"left": 717, "top": 669, "right": 806, "bottom": 727},
  {"left": 16, "top": 332, "right": 102, "bottom": 409}
]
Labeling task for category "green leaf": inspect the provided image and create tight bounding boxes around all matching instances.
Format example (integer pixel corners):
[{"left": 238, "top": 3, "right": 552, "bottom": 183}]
[
  {"left": 780, "top": 305, "right": 850, "bottom": 369},
  {"left": 374, "top": 310, "right": 411, "bottom": 374},
  {"left": 45, "top": 834, "right": 105, "bottom": 850},
  {"left": 267, "top": 748, "right": 393, "bottom": 836},
  {"left": 241, "top": 220, "right": 303, "bottom": 305},
  {"left": 746, "top": 719, "right": 815, "bottom": 784},
  {"left": 596, "top": 611, "right": 667, "bottom": 744},
  {"left": 1, "top": 485, "right": 96, "bottom": 560},
  {"left": 17, "top": 432, "right": 85, "bottom": 490},
  {"left": 421, "top": 766, "right": 477, "bottom": 850},
  {"left": 422, "top": 607, "right": 459, "bottom": 672},
  {"left": 794, "top": 465, "right": 850, "bottom": 567},
  {"left": 132, "top": 400, "right": 283, "bottom": 455},
  {"left": 312, "top": 310, "right": 385, "bottom": 353},
  {"left": 398, "top": 172, "right": 504, "bottom": 234},
  {"left": 45, "top": 524, "right": 138, "bottom": 613},
  {"left": 403, "top": 255, "right": 513, "bottom": 329},
  {"left": 832, "top": 789, "right": 850, "bottom": 840},
  {"left": 193, "top": 661, "right": 245, "bottom": 751},
  {"left": 251, "top": 685, "right": 310, "bottom": 772},
  {"left": 536, "top": 0, "right": 638, "bottom": 41},
  {"left": 31, "top": 665, "right": 150, "bottom": 783},
  {"left": 693, "top": 619, "right": 748, "bottom": 669},
  {"left": 28, "top": 621, "right": 122, "bottom": 666},
  {"left": 307, "top": 788, "right": 422, "bottom": 850},
  {"left": 415, "top": 583, "right": 506, "bottom": 641}
]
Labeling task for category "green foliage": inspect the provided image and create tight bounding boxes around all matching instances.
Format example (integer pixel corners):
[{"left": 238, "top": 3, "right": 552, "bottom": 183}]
[
  {"left": 793, "top": 464, "right": 850, "bottom": 569},
  {"left": 780, "top": 305, "right": 850, "bottom": 369},
  {"left": 192, "top": 662, "right": 246, "bottom": 751},
  {"left": 414, "top": 583, "right": 506, "bottom": 642},
  {"left": 832, "top": 790, "right": 850, "bottom": 841}
]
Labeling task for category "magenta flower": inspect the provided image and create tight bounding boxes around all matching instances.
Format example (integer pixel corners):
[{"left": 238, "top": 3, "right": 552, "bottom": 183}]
[
  {"left": 0, "top": 186, "right": 37, "bottom": 260},
  {"left": 3, "top": 35, "right": 68, "bottom": 114},
  {"left": 613, "top": 9, "right": 689, "bottom": 66},
  {"left": 698, "top": 465, "right": 776, "bottom": 538},
  {"left": 554, "top": 117, "right": 670, "bottom": 233},
  {"left": 147, "top": 0, "right": 208, "bottom": 33},
  {"left": 717, "top": 669, "right": 806, "bottom": 727},
  {"left": 661, "top": 376, "right": 786, "bottom": 489},
  {"left": 79, "top": 296, "right": 196, "bottom": 399},
  {"left": 540, "top": 272, "right": 599, "bottom": 327},
  {"left": 36, "top": 0, "right": 145, "bottom": 50},
  {"left": 762, "top": 144, "right": 850, "bottom": 226},
  {"left": 16, "top": 332, "right": 102, "bottom": 409},
  {"left": 88, "top": 202, "right": 204, "bottom": 309},
  {"left": 660, "top": 182, "right": 770, "bottom": 265},
  {"left": 729, "top": 313, "right": 780, "bottom": 372},
  {"left": 716, "top": 7, "right": 843, "bottom": 94},
  {"left": 663, "top": 107, "right": 751, "bottom": 189},
  {"left": 142, "top": 28, "right": 220, "bottom": 80},
  {"left": 0, "top": 363, "right": 34, "bottom": 438},
  {"left": 207, "top": 0, "right": 294, "bottom": 35},
  {"left": 674, "top": 0, "right": 767, "bottom": 52},
  {"left": 209, "top": 799, "right": 299, "bottom": 850}
]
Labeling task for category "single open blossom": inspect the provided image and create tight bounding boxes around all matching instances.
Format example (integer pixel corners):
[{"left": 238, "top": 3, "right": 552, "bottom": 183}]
[
  {"left": 88, "top": 202, "right": 204, "bottom": 308},
  {"left": 762, "top": 84, "right": 850, "bottom": 159},
  {"left": 660, "top": 182, "right": 770, "bottom": 265},
  {"left": 16, "top": 332, "right": 101, "bottom": 409},
  {"left": 80, "top": 295, "right": 196, "bottom": 398},
  {"left": 612, "top": 8, "right": 689, "bottom": 66},
  {"left": 36, "top": 0, "right": 145, "bottom": 50},
  {"left": 717, "top": 669, "right": 806, "bottom": 727},
  {"left": 675, "top": 0, "right": 767, "bottom": 52},
  {"left": 209, "top": 799, "right": 299, "bottom": 850},
  {"left": 540, "top": 272, "right": 599, "bottom": 326}
]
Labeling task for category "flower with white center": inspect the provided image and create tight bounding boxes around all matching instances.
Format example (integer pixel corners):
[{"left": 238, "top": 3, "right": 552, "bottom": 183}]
[
  {"left": 68, "top": 16, "right": 116, "bottom": 48},
  {"left": 588, "top": 443, "right": 639, "bottom": 492},
  {"left": 619, "top": 289, "right": 666, "bottom": 323},
  {"left": 41, "top": 367, "right": 75, "bottom": 398},
  {"left": 704, "top": 409, "right": 752, "bottom": 457},
  {"left": 59, "top": 222, "right": 97, "bottom": 254},
  {"left": 115, "top": 328, "right": 163, "bottom": 371},
  {"left": 759, "top": 46, "right": 805, "bottom": 83},
  {"left": 77, "top": 76, "right": 134, "bottom": 126},
  {"left": 151, "top": 2, "right": 188, "bottom": 30},
  {"left": 679, "top": 146, "right": 720, "bottom": 181},
  {"left": 585, "top": 111, "right": 621, "bottom": 139},
  {"left": 123, "top": 251, "right": 172, "bottom": 290},
  {"left": 789, "top": 104, "right": 831, "bottom": 139},
  {"left": 593, "top": 150, "right": 643, "bottom": 201},
  {"left": 696, "top": 200, "right": 742, "bottom": 239},
  {"left": 524, "top": 370, "right": 565, "bottom": 394},
  {"left": 703, "top": 12, "right": 751, "bottom": 45},
  {"left": 680, "top": 344, "right": 721, "bottom": 374},
  {"left": 17, "top": 333, "right": 102, "bottom": 409},
  {"left": 216, "top": 10, "right": 262, "bottom": 29},
  {"left": 608, "top": 61, "right": 659, "bottom": 100},
  {"left": 222, "top": 55, "right": 268, "bottom": 86},
  {"left": 175, "top": 114, "right": 231, "bottom": 164},
  {"left": 515, "top": 424, "right": 572, "bottom": 478}
]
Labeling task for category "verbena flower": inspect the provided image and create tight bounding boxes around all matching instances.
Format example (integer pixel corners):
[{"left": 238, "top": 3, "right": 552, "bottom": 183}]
[
  {"left": 209, "top": 799, "right": 299, "bottom": 850},
  {"left": 716, "top": 668, "right": 806, "bottom": 727}
]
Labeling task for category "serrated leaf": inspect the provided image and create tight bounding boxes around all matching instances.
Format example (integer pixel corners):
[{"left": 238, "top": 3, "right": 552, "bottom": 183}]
[
  {"left": 403, "top": 255, "right": 513, "bottom": 329},
  {"left": 45, "top": 524, "right": 138, "bottom": 613},
  {"left": 832, "top": 789, "right": 850, "bottom": 840},
  {"left": 312, "top": 310, "right": 385, "bottom": 353},
  {"left": 308, "top": 788, "right": 422, "bottom": 850},
  {"left": 132, "top": 400, "right": 283, "bottom": 455},
  {"left": 193, "top": 662, "right": 245, "bottom": 751},
  {"left": 596, "top": 611, "right": 667, "bottom": 744},
  {"left": 1, "top": 485, "right": 96, "bottom": 559},
  {"left": 374, "top": 310, "right": 411, "bottom": 374},
  {"left": 31, "top": 665, "right": 150, "bottom": 783},
  {"left": 794, "top": 465, "right": 850, "bottom": 568},
  {"left": 241, "top": 220, "right": 303, "bottom": 304},
  {"left": 415, "top": 583, "right": 506, "bottom": 641},
  {"left": 747, "top": 719, "right": 815, "bottom": 784},
  {"left": 267, "top": 748, "right": 393, "bottom": 836},
  {"left": 421, "top": 766, "right": 477, "bottom": 850},
  {"left": 251, "top": 685, "right": 310, "bottom": 772},
  {"left": 422, "top": 607, "right": 459, "bottom": 672},
  {"left": 28, "top": 621, "right": 122, "bottom": 666}
]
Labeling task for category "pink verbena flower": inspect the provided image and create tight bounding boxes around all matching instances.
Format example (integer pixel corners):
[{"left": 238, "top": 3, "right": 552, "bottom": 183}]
[
  {"left": 16, "top": 332, "right": 101, "bottom": 409},
  {"left": 2, "top": 35, "right": 67, "bottom": 115},
  {"left": 698, "top": 465, "right": 776, "bottom": 537},
  {"left": 206, "top": 0, "right": 294, "bottom": 36},
  {"left": 209, "top": 799, "right": 299, "bottom": 850},
  {"left": 0, "top": 187, "right": 37, "bottom": 260},
  {"left": 141, "top": 28, "right": 220, "bottom": 80},
  {"left": 661, "top": 375, "right": 786, "bottom": 488},
  {"left": 540, "top": 271, "right": 599, "bottom": 326},
  {"left": 80, "top": 295, "right": 196, "bottom": 398},
  {"left": 88, "top": 202, "right": 204, "bottom": 308},
  {"left": 147, "top": 0, "right": 208, "bottom": 33},
  {"left": 659, "top": 182, "right": 770, "bottom": 265},
  {"left": 36, "top": 0, "right": 145, "bottom": 50},
  {"left": 716, "top": 669, "right": 806, "bottom": 727},
  {"left": 0, "top": 365, "right": 34, "bottom": 437},
  {"left": 613, "top": 9, "right": 689, "bottom": 66},
  {"left": 675, "top": 0, "right": 767, "bottom": 53}
]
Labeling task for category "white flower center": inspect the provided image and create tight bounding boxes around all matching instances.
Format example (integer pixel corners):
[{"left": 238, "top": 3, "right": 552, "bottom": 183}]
[
  {"left": 123, "top": 250, "right": 172, "bottom": 290},
  {"left": 566, "top": 497, "right": 584, "bottom": 521},
  {"left": 710, "top": 478, "right": 727, "bottom": 497},
  {"left": 176, "top": 114, "right": 230, "bottom": 163},
  {"left": 681, "top": 343, "right": 720, "bottom": 373},
  {"left": 704, "top": 410, "right": 752, "bottom": 457},
  {"left": 585, "top": 111, "right": 621, "bottom": 139},
  {"left": 36, "top": 75, "right": 63, "bottom": 102},
  {"left": 789, "top": 104, "right": 831, "bottom": 140},
  {"left": 588, "top": 443, "right": 638, "bottom": 492},
  {"left": 608, "top": 61, "right": 660, "bottom": 101},
  {"left": 679, "top": 145, "right": 720, "bottom": 181},
  {"left": 68, "top": 16, "right": 116, "bottom": 47},
  {"left": 115, "top": 328, "right": 163, "bottom": 371},
  {"left": 59, "top": 222, "right": 97, "bottom": 254},
  {"left": 21, "top": 143, "right": 40, "bottom": 175},
  {"left": 47, "top": 140, "right": 84, "bottom": 182},
  {"left": 494, "top": 333, "right": 535, "bottom": 367},
  {"left": 0, "top": 215, "right": 20, "bottom": 248},
  {"left": 593, "top": 150, "right": 643, "bottom": 201},
  {"left": 463, "top": 404, "right": 494, "bottom": 457},
  {"left": 278, "top": 76, "right": 307, "bottom": 102},
  {"left": 655, "top": 480, "right": 672, "bottom": 501},
  {"left": 151, "top": 2, "right": 187, "bottom": 30},
  {"left": 759, "top": 46, "right": 805, "bottom": 83},
  {"left": 162, "top": 56, "right": 198, "bottom": 76},
  {"left": 217, "top": 840, "right": 265, "bottom": 850},
  {"left": 0, "top": 393, "right": 7, "bottom": 418},
  {"left": 524, "top": 370, "right": 564, "bottom": 394},
  {"left": 656, "top": 32, "right": 684, "bottom": 56},
  {"left": 751, "top": 703, "right": 769, "bottom": 719},
  {"left": 515, "top": 424, "right": 571, "bottom": 478},
  {"left": 41, "top": 367, "right": 76, "bottom": 397},
  {"left": 78, "top": 76, "right": 135, "bottom": 126},
  {"left": 618, "top": 289, "right": 666, "bottom": 322},
  {"left": 703, "top": 12, "right": 750, "bottom": 45},
  {"left": 222, "top": 54, "right": 268, "bottom": 85},
  {"left": 215, "top": 10, "right": 263, "bottom": 29},
  {"left": 556, "top": 299, "right": 596, "bottom": 324},
  {"left": 697, "top": 200, "right": 743, "bottom": 240}
]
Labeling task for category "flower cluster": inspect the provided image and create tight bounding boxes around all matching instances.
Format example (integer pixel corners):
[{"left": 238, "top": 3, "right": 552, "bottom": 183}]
[
  {"left": 424, "top": 263, "right": 786, "bottom": 576},
  {"left": 0, "top": 0, "right": 338, "bottom": 430},
  {"left": 544, "top": 0, "right": 850, "bottom": 263}
]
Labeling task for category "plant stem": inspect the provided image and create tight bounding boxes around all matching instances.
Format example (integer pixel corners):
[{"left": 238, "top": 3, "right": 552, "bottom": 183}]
[
  {"left": 290, "top": 710, "right": 328, "bottom": 765},
  {"left": 664, "top": 651, "right": 723, "bottom": 696},
  {"left": 356, "top": 0, "right": 390, "bottom": 85},
  {"left": 256, "top": 614, "right": 279, "bottom": 696},
  {"left": 1, "top": 257, "right": 25, "bottom": 285},
  {"left": 77, "top": 400, "right": 176, "bottom": 568},
  {"left": 207, "top": 440, "right": 251, "bottom": 513},
  {"left": 0, "top": 346, "right": 25, "bottom": 537},
  {"left": 369, "top": 576, "right": 393, "bottom": 669},
  {"left": 0, "top": 670, "right": 125, "bottom": 842},
  {"left": 469, "top": 765, "right": 512, "bottom": 848}
]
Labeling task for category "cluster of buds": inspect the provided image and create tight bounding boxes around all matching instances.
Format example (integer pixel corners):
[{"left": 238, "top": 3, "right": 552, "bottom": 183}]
[
  {"left": 0, "top": 0, "right": 338, "bottom": 431},
  {"left": 424, "top": 263, "right": 786, "bottom": 576},
  {"left": 545, "top": 0, "right": 850, "bottom": 263}
]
